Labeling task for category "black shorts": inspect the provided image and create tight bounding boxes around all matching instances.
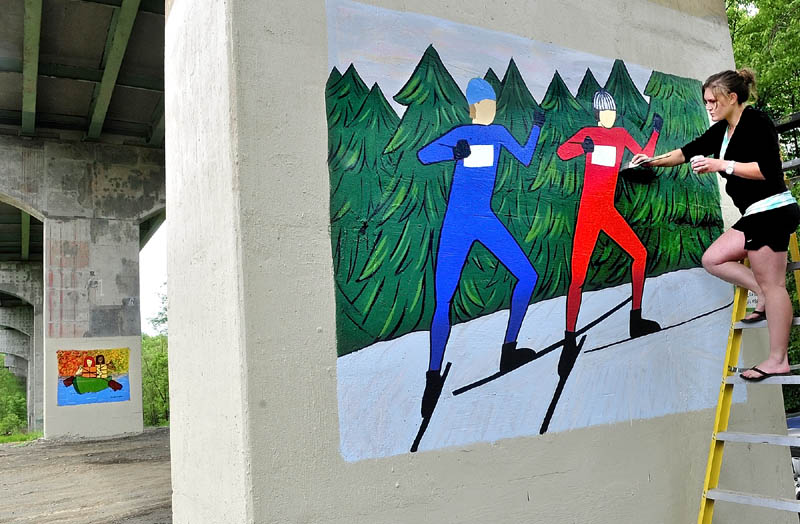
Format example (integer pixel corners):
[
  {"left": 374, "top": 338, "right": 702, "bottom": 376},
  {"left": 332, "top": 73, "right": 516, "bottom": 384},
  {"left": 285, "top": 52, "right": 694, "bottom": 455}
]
[{"left": 732, "top": 203, "right": 800, "bottom": 252}]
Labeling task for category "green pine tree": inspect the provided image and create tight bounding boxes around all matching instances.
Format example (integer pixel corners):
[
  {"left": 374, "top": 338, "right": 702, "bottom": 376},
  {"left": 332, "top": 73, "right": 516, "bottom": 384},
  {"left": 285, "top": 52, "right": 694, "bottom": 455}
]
[
  {"left": 326, "top": 64, "right": 369, "bottom": 167},
  {"left": 484, "top": 67, "right": 504, "bottom": 96},
  {"left": 447, "top": 59, "right": 544, "bottom": 322},
  {"left": 575, "top": 68, "right": 602, "bottom": 114},
  {"left": 337, "top": 44, "right": 470, "bottom": 355},
  {"left": 525, "top": 72, "right": 596, "bottom": 300},
  {"left": 329, "top": 84, "right": 400, "bottom": 349},
  {"left": 604, "top": 59, "right": 649, "bottom": 139},
  {"left": 584, "top": 71, "right": 723, "bottom": 290}
]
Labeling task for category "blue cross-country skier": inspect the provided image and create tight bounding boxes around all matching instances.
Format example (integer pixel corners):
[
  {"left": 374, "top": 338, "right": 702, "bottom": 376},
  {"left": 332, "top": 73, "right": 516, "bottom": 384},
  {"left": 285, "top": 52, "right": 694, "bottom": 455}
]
[{"left": 416, "top": 77, "right": 545, "bottom": 418}]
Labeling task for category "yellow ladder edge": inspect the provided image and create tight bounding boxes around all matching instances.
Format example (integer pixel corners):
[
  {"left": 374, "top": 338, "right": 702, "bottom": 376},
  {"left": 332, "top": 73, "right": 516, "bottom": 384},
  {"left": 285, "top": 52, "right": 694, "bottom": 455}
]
[{"left": 697, "top": 232, "right": 800, "bottom": 524}]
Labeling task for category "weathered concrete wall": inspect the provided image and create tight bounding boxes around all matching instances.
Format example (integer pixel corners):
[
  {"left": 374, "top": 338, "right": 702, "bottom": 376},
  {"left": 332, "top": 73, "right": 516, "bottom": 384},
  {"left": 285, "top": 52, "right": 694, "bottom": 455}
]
[
  {"left": 0, "top": 135, "right": 165, "bottom": 221},
  {"left": 0, "top": 327, "right": 29, "bottom": 358},
  {"left": 0, "top": 305, "right": 33, "bottom": 335},
  {"left": 0, "top": 262, "right": 42, "bottom": 306},
  {"left": 0, "top": 263, "right": 44, "bottom": 430},
  {"left": 4, "top": 353, "right": 27, "bottom": 378},
  {"left": 42, "top": 217, "right": 144, "bottom": 438},
  {"left": 0, "top": 134, "right": 164, "bottom": 437},
  {"left": 166, "top": 0, "right": 794, "bottom": 523}
]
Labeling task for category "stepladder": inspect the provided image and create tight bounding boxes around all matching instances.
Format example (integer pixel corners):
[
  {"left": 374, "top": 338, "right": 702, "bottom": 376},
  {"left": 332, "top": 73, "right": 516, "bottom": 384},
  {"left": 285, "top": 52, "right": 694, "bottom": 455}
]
[{"left": 698, "top": 232, "right": 800, "bottom": 523}]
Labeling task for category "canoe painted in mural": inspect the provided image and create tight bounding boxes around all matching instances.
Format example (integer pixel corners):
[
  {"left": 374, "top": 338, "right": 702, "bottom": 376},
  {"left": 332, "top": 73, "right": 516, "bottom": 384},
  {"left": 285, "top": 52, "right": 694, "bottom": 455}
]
[
  {"left": 326, "top": 0, "right": 738, "bottom": 462},
  {"left": 57, "top": 348, "right": 130, "bottom": 406}
]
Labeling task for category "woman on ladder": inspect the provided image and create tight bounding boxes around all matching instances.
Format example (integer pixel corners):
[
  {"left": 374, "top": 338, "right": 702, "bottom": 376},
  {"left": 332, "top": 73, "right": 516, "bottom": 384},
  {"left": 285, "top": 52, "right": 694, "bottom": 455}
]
[{"left": 633, "top": 69, "right": 800, "bottom": 381}]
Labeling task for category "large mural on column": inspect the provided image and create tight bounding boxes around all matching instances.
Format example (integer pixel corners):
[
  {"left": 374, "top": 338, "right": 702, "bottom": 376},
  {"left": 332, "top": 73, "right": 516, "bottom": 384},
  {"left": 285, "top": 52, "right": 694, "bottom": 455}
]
[{"left": 328, "top": 0, "right": 738, "bottom": 462}]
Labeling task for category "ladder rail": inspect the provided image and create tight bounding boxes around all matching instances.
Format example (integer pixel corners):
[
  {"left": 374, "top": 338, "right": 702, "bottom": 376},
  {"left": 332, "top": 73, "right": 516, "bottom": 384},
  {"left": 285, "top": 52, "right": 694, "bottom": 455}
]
[
  {"left": 698, "top": 232, "right": 800, "bottom": 522},
  {"left": 698, "top": 282, "right": 749, "bottom": 524}
]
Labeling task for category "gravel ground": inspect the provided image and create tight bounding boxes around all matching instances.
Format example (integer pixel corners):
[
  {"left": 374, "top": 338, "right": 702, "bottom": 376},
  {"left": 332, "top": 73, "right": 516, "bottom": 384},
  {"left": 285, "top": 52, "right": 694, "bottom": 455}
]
[{"left": 0, "top": 427, "right": 172, "bottom": 524}]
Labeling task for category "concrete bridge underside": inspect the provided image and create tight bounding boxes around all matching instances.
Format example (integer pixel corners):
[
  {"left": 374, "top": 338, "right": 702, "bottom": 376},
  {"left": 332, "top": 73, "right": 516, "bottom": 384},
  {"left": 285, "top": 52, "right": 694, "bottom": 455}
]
[{"left": 0, "top": 0, "right": 166, "bottom": 436}]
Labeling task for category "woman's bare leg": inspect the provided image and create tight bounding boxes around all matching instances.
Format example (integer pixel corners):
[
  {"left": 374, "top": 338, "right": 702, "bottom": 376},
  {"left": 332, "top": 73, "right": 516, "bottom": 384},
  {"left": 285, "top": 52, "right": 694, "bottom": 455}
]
[
  {"left": 740, "top": 245, "right": 791, "bottom": 378},
  {"left": 702, "top": 230, "right": 764, "bottom": 316}
]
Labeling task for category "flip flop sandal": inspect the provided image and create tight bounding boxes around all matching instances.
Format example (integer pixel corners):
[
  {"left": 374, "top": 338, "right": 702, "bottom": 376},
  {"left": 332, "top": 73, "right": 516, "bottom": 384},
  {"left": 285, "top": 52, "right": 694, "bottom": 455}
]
[
  {"left": 740, "top": 309, "right": 766, "bottom": 324},
  {"left": 739, "top": 366, "right": 791, "bottom": 382}
]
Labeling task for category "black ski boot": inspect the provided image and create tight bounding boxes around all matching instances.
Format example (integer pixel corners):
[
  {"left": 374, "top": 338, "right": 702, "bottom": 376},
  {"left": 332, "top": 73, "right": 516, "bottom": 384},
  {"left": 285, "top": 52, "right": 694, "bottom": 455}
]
[
  {"left": 558, "top": 330, "right": 580, "bottom": 378},
  {"left": 629, "top": 308, "right": 661, "bottom": 338},
  {"left": 421, "top": 369, "right": 446, "bottom": 419},
  {"left": 499, "top": 341, "right": 537, "bottom": 373}
]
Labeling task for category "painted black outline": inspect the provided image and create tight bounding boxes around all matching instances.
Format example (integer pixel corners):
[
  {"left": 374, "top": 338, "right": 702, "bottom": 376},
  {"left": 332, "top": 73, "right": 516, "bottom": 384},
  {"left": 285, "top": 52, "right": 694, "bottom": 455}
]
[
  {"left": 539, "top": 299, "right": 733, "bottom": 434},
  {"left": 452, "top": 296, "right": 632, "bottom": 396},
  {"left": 410, "top": 361, "right": 452, "bottom": 453}
]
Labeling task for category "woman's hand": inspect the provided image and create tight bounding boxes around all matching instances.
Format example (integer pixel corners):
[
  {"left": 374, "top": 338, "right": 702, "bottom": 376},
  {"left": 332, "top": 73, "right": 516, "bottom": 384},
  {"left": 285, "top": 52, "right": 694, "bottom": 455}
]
[
  {"left": 690, "top": 156, "right": 725, "bottom": 174},
  {"left": 631, "top": 153, "right": 650, "bottom": 166}
]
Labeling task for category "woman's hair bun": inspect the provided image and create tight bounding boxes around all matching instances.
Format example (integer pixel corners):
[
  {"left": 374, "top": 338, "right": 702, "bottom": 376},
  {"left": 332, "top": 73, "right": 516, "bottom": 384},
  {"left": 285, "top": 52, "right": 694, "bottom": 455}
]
[{"left": 737, "top": 68, "right": 756, "bottom": 87}]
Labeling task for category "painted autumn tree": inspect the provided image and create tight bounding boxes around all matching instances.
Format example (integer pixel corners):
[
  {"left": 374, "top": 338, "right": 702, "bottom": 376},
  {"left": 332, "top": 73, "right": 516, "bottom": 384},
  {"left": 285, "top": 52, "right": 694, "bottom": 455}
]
[{"left": 329, "top": 83, "right": 400, "bottom": 345}]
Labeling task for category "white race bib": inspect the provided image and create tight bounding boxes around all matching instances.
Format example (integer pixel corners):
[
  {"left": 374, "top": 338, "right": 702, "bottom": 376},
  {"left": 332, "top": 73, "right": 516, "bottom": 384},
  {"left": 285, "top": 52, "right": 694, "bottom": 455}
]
[
  {"left": 463, "top": 145, "right": 494, "bottom": 168},
  {"left": 590, "top": 145, "right": 616, "bottom": 167}
]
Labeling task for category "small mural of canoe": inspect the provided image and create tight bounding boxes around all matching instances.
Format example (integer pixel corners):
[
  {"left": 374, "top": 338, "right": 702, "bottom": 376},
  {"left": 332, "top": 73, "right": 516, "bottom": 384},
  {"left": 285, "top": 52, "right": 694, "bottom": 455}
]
[{"left": 63, "top": 375, "right": 123, "bottom": 393}]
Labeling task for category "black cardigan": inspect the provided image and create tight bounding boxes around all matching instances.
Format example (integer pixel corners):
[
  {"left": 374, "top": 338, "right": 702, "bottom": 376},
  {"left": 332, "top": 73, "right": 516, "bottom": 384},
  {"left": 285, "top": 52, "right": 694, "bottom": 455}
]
[{"left": 680, "top": 105, "right": 786, "bottom": 213}]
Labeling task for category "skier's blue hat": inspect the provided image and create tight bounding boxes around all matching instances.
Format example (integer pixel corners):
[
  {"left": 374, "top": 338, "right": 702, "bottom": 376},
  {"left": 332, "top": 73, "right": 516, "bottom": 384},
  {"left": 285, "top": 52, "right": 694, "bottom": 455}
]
[{"left": 466, "top": 78, "right": 496, "bottom": 105}]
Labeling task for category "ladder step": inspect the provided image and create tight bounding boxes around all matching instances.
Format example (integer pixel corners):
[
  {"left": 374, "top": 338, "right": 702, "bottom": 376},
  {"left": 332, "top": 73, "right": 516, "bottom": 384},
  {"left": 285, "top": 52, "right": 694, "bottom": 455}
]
[
  {"left": 715, "top": 431, "right": 800, "bottom": 447},
  {"left": 733, "top": 316, "right": 800, "bottom": 329},
  {"left": 730, "top": 364, "right": 800, "bottom": 373},
  {"left": 783, "top": 157, "right": 800, "bottom": 172},
  {"left": 788, "top": 261, "right": 800, "bottom": 271},
  {"left": 726, "top": 374, "right": 800, "bottom": 385},
  {"left": 705, "top": 489, "right": 800, "bottom": 512}
]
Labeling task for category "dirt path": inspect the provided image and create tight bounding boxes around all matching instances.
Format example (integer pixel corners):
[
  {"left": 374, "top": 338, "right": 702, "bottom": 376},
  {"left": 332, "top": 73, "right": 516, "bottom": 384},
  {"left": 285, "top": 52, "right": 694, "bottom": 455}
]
[{"left": 0, "top": 427, "right": 172, "bottom": 524}]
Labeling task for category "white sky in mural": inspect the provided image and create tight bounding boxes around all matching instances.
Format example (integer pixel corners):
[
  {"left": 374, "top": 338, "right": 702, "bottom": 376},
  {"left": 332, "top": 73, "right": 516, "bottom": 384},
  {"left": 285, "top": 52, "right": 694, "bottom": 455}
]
[{"left": 327, "top": 0, "right": 654, "bottom": 115}]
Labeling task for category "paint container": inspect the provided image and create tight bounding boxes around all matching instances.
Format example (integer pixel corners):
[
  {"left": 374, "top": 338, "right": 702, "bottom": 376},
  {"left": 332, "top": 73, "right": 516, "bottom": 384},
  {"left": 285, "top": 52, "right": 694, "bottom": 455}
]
[{"left": 690, "top": 155, "right": 704, "bottom": 173}]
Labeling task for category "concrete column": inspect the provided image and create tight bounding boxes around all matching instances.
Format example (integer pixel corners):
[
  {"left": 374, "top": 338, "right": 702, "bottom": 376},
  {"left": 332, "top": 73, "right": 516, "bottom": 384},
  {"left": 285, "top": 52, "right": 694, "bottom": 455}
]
[
  {"left": 167, "top": 1, "right": 793, "bottom": 523},
  {"left": 0, "top": 327, "right": 30, "bottom": 359},
  {"left": 0, "top": 264, "right": 43, "bottom": 431},
  {"left": 30, "top": 305, "right": 43, "bottom": 430},
  {"left": 4, "top": 353, "right": 27, "bottom": 378},
  {"left": 0, "top": 306, "right": 33, "bottom": 335},
  {"left": 43, "top": 217, "right": 143, "bottom": 438}
]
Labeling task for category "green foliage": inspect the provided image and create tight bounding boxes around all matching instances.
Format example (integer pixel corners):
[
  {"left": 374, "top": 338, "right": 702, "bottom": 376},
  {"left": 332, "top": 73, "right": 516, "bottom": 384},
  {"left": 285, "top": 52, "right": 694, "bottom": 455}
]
[
  {"left": 142, "top": 334, "right": 169, "bottom": 426},
  {"left": 0, "top": 363, "right": 27, "bottom": 435},
  {"left": 727, "top": 0, "right": 800, "bottom": 153},
  {"left": 0, "top": 431, "right": 41, "bottom": 444},
  {"left": 142, "top": 287, "right": 169, "bottom": 426},
  {"left": 326, "top": 48, "right": 724, "bottom": 356},
  {"left": 149, "top": 283, "right": 168, "bottom": 336}
]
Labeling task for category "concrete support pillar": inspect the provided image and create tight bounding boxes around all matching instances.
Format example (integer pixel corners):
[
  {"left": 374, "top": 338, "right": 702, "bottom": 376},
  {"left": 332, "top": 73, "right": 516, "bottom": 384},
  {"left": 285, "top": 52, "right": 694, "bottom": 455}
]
[
  {"left": 30, "top": 306, "right": 43, "bottom": 430},
  {"left": 43, "top": 217, "right": 143, "bottom": 438},
  {"left": 4, "top": 353, "right": 27, "bottom": 378},
  {"left": 0, "top": 327, "right": 30, "bottom": 359},
  {"left": 0, "top": 264, "right": 43, "bottom": 431},
  {"left": 0, "top": 134, "right": 164, "bottom": 438}
]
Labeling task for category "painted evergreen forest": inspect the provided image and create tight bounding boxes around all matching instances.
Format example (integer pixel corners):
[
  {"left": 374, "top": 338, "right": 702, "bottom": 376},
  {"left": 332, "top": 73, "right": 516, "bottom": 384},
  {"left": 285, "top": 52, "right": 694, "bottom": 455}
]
[{"left": 327, "top": 45, "right": 723, "bottom": 357}]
